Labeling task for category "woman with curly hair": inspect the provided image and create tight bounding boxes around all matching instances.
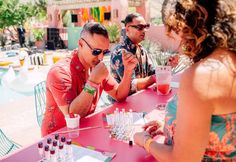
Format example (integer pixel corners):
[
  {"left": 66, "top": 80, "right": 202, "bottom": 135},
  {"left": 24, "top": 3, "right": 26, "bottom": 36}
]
[{"left": 134, "top": 0, "right": 236, "bottom": 161}]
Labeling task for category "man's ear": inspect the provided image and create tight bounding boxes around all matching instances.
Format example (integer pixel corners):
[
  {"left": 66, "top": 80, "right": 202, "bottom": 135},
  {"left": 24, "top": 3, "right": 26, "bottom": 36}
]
[
  {"left": 78, "top": 39, "right": 83, "bottom": 48},
  {"left": 125, "top": 25, "right": 129, "bottom": 33}
]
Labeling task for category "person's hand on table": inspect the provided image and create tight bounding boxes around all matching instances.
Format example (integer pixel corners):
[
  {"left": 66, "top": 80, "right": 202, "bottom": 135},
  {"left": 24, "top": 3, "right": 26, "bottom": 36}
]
[
  {"left": 134, "top": 120, "right": 163, "bottom": 147},
  {"left": 143, "top": 120, "right": 164, "bottom": 138},
  {"left": 134, "top": 131, "right": 151, "bottom": 147}
]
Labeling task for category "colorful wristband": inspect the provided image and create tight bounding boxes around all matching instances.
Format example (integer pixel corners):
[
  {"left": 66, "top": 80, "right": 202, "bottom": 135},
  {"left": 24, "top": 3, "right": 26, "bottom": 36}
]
[
  {"left": 86, "top": 80, "right": 100, "bottom": 89},
  {"left": 83, "top": 84, "right": 96, "bottom": 95},
  {"left": 144, "top": 138, "right": 154, "bottom": 153}
]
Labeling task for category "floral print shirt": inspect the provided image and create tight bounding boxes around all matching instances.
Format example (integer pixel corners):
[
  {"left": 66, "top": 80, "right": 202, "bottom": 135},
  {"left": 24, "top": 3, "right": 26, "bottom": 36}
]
[
  {"left": 164, "top": 95, "right": 236, "bottom": 161},
  {"left": 110, "top": 36, "right": 155, "bottom": 94}
]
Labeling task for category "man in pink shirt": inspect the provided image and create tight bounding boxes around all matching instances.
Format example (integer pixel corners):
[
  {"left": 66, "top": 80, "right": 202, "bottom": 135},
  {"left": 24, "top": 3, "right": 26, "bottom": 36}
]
[{"left": 41, "top": 22, "right": 138, "bottom": 136}]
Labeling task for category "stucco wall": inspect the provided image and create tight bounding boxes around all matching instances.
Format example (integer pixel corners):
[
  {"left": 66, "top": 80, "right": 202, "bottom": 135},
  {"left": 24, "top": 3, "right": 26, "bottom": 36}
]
[{"left": 146, "top": 25, "right": 181, "bottom": 52}]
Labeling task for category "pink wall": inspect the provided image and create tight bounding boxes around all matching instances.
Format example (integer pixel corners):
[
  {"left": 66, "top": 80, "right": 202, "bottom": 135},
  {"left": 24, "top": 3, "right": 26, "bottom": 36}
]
[
  {"left": 47, "top": 5, "right": 62, "bottom": 28},
  {"left": 146, "top": 25, "right": 181, "bottom": 51},
  {"left": 111, "top": 0, "right": 128, "bottom": 25},
  {"left": 136, "top": 0, "right": 150, "bottom": 23}
]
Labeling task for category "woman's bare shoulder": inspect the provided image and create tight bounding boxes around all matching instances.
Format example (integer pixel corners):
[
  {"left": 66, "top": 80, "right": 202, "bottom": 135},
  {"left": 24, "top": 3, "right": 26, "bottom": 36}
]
[{"left": 179, "top": 49, "right": 236, "bottom": 113}]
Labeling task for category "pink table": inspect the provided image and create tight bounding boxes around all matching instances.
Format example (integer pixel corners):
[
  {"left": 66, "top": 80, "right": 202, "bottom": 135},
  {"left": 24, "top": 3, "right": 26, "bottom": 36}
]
[{"left": 0, "top": 84, "right": 178, "bottom": 162}]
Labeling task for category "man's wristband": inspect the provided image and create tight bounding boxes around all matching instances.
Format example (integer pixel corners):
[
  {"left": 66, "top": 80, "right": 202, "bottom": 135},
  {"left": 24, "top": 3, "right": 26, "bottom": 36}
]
[
  {"left": 144, "top": 137, "right": 154, "bottom": 153},
  {"left": 83, "top": 84, "right": 96, "bottom": 95},
  {"left": 87, "top": 80, "right": 100, "bottom": 89}
]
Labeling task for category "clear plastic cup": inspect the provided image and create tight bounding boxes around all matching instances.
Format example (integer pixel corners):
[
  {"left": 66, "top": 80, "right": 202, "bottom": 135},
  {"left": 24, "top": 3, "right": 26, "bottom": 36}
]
[
  {"left": 155, "top": 66, "right": 172, "bottom": 95},
  {"left": 65, "top": 114, "right": 80, "bottom": 138}
]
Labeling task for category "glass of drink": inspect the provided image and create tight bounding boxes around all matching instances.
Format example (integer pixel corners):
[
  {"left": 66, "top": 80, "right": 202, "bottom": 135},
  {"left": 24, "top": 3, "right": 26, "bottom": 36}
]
[
  {"left": 52, "top": 55, "right": 61, "bottom": 64},
  {"left": 155, "top": 66, "right": 172, "bottom": 95},
  {"left": 65, "top": 114, "right": 80, "bottom": 138}
]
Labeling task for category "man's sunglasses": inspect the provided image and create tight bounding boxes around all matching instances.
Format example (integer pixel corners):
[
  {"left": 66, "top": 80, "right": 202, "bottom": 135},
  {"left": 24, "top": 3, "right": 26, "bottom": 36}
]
[
  {"left": 81, "top": 38, "right": 110, "bottom": 56},
  {"left": 128, "top": 24, "right": 150, "bottom": 31}
]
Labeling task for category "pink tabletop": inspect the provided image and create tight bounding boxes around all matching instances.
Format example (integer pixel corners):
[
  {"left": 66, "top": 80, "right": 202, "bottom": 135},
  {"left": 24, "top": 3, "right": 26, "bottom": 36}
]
[{"left": 0, "top": 76, "right": 180, "bottom": 162}]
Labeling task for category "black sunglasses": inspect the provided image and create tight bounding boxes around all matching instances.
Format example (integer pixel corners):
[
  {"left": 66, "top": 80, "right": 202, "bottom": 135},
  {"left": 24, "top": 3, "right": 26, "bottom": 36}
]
[
  {"left": 81, "top": 38, "right": 110, "bottom": 56},
  {"left": 129, "top": 24, "right": 150, "bottom": 31}
]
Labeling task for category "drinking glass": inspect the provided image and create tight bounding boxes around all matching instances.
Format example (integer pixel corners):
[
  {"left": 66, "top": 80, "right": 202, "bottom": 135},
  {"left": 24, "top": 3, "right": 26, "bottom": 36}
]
[
  {"left": 65, "top": 114, "right": 80, "bottom": 138},
  {"left": 155, "top": 66, "right": 172, "bottom": 95}
]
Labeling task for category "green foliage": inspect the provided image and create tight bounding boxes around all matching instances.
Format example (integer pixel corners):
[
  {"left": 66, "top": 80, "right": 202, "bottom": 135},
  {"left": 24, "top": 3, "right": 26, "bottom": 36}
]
[
  {"left": 151, "top": 17, "right": 163, "bottom": 25},
  {"left": 62, "top": 10, "right": 73, "bottom": 27},
  {"left": 0, "top": 0, "right": 47, "bottom": 29},
  {"left": 33, "top": 0, "right": 47, "bottom": 21},
  {"left": 142, "top": 39, "right": 173, "bottom": 66},
  {"left": 141, "top": 39, "right": 191, "bottom": 74},
  {"left": 32, "top": 28, "right": 45, "bottom": 41},
  {"left": 105, "top": 23, "right": 120, "bottom": 43},
  {"left": 0, "top": 0, "right": 34, "bottom": 29}
]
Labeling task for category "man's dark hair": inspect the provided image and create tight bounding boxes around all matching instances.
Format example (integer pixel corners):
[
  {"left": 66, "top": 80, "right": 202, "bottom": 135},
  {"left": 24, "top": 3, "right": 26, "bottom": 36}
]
[
  {"left": 121, "top": 13, "right": 142, "bottom": 26},
  {"left": 80, "top": 22, "right": 108, "bottom": 38}
]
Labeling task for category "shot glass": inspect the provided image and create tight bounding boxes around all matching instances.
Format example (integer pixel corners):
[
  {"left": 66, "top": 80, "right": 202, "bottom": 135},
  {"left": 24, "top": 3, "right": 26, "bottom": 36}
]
[
  {"left": 52, "top": 55, "right": 61, "bottom": 64},
  {"left": 155, "top": 66, "right": 172, "bottom": 95},
  {"left": 19, "top": 59, "right": 25, "bottom": 66},
  {"left": 65, "top": 114, "right": 80, "bottom": 138}
]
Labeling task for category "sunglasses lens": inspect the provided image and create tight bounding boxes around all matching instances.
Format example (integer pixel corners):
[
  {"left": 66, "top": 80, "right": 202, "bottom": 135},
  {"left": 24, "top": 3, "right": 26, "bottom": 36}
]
[
  {"left": 137, "top": 26, "right": 144, "bottom": 31},
  {"left": 92, "top": 49, "right": 102, "bottom": 56},
  {"left": 136, "top": 24, "right": 150, "bottom": 31},
  {"left": 103, "top": 50, "right": 110, "bottom": 55}
]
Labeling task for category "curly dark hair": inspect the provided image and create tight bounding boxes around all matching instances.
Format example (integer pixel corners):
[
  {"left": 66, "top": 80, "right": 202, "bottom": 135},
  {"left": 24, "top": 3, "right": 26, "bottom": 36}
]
[{"left": 162, "top": 0, "right": 236, "bottom": 62}]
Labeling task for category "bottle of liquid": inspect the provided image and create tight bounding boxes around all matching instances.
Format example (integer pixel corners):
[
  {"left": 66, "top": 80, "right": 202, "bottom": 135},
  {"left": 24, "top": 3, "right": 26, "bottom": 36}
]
[
  {"left": 44, "top": 145, "right": 50, "bottom": 161},
  {"left": 60, "top": 136, "right": 66, "bottom": 146},
  {"left": 47, "top": 138, "right": 52, "bottom": 150},
  {"left": 58, "top": 143, "right": 65, "bottom": 162},
  {"left": 65, "top": 139, "right": 74, "bottom": 162},
  {"left": 54, "top": 134, "right": 60, "bottom": 145},
  {"left": 52, "top": 140, "right": 58, "bottom": 159},
  {"left": 50, "top": 148, "right": 57, "bottom": 162},
  {"left": 37, "top": 142, "right": 44, "bottom": 159}
]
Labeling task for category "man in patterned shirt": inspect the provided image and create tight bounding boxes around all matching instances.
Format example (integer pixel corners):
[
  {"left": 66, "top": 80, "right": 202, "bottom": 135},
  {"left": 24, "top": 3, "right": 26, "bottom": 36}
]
[{"left": 110, "top": 13, "right": 155, "bottom": 95}]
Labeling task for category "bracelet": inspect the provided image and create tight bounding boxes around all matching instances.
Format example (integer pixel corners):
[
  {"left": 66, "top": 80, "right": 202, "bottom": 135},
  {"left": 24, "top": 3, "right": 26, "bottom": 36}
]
[
  {"left": 83, "top": 84, "right": 96, "bottom": 95},
  {"left": 144, "top": 138, "right": 154, "bottom": 153},
  {"left": 87, "top": 80, "right": 100, "bottom": 89}
]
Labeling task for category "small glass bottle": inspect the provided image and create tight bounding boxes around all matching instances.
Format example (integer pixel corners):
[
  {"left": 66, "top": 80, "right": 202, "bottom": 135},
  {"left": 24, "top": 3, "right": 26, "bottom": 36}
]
[
  {"left": 52, "top": 140, "right": 58, "bottom": 158},
  {"left": 54, "top": 134, "right": 60, "bottom": 145},
  {"left": 44, "top": 145, "right": 50, "bottom": 161},
  {"left": 60, "top": 136, "right": 66, "bottom": 145},
  {"left": 50, "top": 148, "right": 57, "bottom": 162},
  {"left": 47, "top": 138, "right": 52, "bottom": 150},
  {"left": 37, "top": 142, "right": 44, "bottom": 159},
  {"left": 58, "top": 143, "right": 65, "bottom": 162},
  {"left": 65, "top": 139, "right": 74, "bottom": 162}
]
